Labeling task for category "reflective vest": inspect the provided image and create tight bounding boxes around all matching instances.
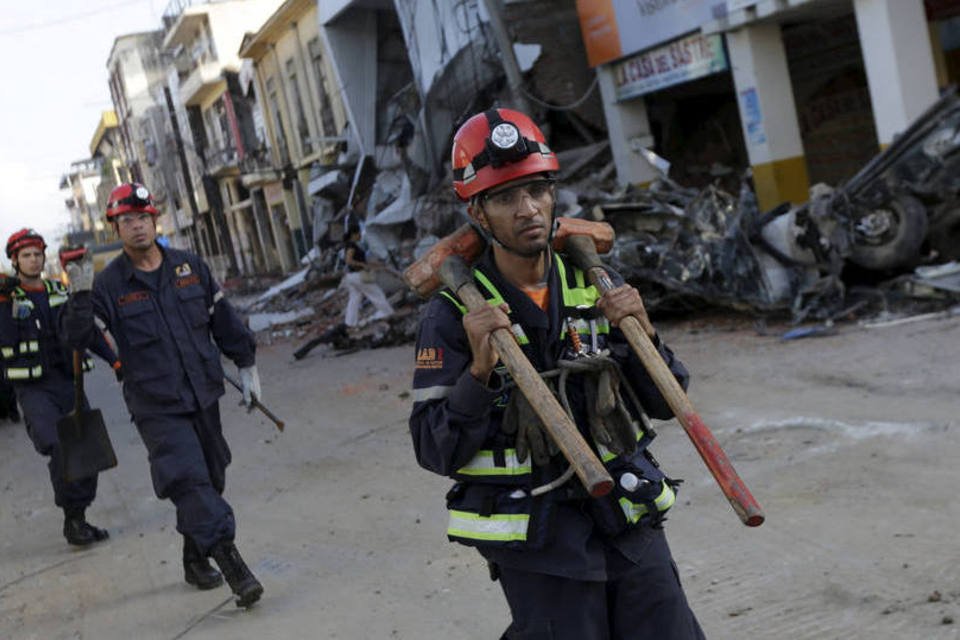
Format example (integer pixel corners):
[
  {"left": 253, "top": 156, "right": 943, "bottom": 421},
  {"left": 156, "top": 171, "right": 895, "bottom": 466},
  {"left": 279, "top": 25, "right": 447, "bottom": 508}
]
[
  {"left": 1, "top": 280, "right": 93, "bottom": 383},
  {"left": 437, "top": 255, "right": 676, "bottom": 548}
]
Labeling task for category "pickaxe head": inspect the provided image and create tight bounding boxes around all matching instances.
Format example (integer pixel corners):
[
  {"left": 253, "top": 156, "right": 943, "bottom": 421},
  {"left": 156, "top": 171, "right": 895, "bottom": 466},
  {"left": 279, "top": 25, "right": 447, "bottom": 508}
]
[{"left": 403, "top": 217, "right": 615, "bottom": 298}]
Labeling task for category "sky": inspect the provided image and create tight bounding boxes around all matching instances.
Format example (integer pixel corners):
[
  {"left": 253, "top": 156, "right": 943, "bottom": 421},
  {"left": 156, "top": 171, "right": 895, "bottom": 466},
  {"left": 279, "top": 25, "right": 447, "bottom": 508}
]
[{"left": 0, "top": 0, "right": 164, "bottom": 270}]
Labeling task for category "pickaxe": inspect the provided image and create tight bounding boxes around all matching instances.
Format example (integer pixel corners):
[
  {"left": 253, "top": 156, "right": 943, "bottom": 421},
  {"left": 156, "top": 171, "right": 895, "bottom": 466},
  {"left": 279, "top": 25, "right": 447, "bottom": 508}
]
[{"left": 404, "top": 219, "right": 616, "bottom": 497}]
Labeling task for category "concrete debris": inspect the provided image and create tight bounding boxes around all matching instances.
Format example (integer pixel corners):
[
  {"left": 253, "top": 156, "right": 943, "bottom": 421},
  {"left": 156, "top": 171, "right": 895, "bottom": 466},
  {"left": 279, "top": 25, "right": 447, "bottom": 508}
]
[{"left": 239, "top": 102, "right": 960, "bottom": 356}]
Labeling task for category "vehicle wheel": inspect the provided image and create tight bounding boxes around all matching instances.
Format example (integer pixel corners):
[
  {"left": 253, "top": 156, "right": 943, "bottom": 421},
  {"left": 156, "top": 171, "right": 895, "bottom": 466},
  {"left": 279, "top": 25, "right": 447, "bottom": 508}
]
[{"left": 849, "top": 195, "right": 928, "bottom": 269}]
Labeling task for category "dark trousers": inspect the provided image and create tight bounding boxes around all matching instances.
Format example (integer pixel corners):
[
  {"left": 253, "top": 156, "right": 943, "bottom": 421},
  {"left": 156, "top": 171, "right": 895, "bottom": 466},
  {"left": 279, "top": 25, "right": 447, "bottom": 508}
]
[
  {"left": 16, "top": 380, "right": 98, "bottom": 511},
  {"left": 0, "top": 378, "right": 17, "bottom": 419},
  {"left": 134, "top": 402, "right": 235, "bottom": 554},
  {"left": 497, "top": 529, "right": 706, "bottom": 640}
]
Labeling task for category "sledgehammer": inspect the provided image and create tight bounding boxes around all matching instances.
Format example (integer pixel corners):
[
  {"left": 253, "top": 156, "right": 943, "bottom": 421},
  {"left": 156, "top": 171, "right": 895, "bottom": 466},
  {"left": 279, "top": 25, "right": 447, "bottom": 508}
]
[
  {"left": 405, "top": 221, "right": 614, "bottom": 497},
  {"left": 561, "top": 232, "right": 765, "bottom": 527}
]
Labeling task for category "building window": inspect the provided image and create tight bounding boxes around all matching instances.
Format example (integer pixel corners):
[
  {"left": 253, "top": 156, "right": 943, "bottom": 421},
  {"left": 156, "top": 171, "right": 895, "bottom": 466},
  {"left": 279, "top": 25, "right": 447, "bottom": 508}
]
[
  {"left": 307, "top": 37, "right": 337, "bottom": 139},
  {"left": 266, "top": 77, "right": 290, "bottom": 164},
  {"left": 285, "top": 58, "right": 312, "bottom": 156}
]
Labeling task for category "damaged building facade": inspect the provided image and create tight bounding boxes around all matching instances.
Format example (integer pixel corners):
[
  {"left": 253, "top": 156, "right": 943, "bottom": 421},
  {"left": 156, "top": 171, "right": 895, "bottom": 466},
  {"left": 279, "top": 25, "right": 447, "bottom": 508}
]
[{"left": 579, "top": 0, "right": 960, "bottom": 211}]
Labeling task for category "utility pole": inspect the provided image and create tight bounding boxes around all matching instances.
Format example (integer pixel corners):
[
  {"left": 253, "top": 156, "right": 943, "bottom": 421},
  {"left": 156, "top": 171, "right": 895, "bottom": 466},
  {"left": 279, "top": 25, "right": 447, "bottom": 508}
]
[
  {"left": 480, "top": 0, "right": 533, "bottom": 113},
  {"left": 163, "top": 84, "right": 203, "bottom": 253}
]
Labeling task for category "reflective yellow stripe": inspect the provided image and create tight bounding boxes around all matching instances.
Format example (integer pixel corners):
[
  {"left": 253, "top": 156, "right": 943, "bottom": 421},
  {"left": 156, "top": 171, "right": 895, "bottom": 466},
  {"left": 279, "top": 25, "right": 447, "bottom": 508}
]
[
  {"left": 618, "top": 481, "right": 676, "bottom": 524},
  {"left": 555, "top": 255, "right": 601, "bottom": 308},
  {"left": 457, "top": 449, "right": 532, "bottom": 476},
  {"left": 81, "top": 356, "right": 95, "bottom": 372},
  {"left": 6, "top": 365, "right": 42, "bottom": 380},
  {"left": 20, "top": 340, "right": 39, "bottom": 354},
  {"left": 438, "top": 290, "right": 466, "bottom": 314},
  {"left": 48, "top": 294, "right": 68, "bottom": 307},
  {"left": 1, "top": 346, "right": 13, "bottom": 359},
  {"left": 447, "top": 510, "right": 529, "bottom": 542},
  {"left": 473, "top": 271, "right": 506, "bottom": 307}
]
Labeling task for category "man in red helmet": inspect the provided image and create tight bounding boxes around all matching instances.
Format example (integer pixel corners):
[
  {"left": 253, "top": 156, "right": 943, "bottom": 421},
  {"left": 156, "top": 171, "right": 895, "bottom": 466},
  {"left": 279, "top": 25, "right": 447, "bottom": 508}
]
[
  {"left": 408, "top": 109, "right": 705, "bottom": 639},
  {"left": 1, "top": 229, "right": 119, "bottom": 546},
  {"left": 62, "top": 183, "right": 264, "bottom": 608}
]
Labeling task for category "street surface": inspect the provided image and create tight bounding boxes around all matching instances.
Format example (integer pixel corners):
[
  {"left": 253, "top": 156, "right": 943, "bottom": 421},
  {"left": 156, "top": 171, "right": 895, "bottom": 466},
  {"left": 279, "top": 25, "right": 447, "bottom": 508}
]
[{"left": 1, "top": 312, "right": 958, "bottom": 639}]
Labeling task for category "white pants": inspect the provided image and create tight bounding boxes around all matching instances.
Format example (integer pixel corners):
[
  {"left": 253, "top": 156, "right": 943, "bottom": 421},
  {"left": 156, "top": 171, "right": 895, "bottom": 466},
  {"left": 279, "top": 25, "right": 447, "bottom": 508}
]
[{"left": 342, "top": 270, "right": 394, "bottom": 327}]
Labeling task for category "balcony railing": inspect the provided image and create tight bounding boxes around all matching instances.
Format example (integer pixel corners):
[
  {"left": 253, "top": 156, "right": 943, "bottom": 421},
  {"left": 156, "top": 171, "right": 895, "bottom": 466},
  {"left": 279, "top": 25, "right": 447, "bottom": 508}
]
[
  {"left": 204, "top": 144, "right": 240, "bottom": 174},
  {"left": 162, "top": 0, "right": 209, "bottom": 29}
]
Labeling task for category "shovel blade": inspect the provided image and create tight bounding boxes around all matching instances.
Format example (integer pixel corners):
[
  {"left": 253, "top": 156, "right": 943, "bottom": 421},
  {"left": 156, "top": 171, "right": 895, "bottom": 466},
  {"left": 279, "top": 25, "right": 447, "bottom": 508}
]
[{"left": 56, "top": 408, "right": 118, "bottom": 483}]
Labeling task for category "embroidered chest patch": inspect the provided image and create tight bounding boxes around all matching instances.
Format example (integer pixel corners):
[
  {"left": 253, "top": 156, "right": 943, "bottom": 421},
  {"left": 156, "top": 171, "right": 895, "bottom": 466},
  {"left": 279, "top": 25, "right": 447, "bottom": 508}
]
[{"left": 118, "top": 291, "right": 150, "bottom": 306}]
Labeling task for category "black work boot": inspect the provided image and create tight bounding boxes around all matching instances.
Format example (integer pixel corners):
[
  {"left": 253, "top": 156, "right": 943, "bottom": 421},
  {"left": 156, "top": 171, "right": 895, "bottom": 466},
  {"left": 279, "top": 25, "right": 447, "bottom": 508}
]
[
  {"left": 210, "top": 540, "right": 263, "bottom": 608},
  {"left": 63, "top": 509, "right": 109, "bottom": 547},
  {"left": 183, "top": 536, "right": 223, "bottom": 590}
]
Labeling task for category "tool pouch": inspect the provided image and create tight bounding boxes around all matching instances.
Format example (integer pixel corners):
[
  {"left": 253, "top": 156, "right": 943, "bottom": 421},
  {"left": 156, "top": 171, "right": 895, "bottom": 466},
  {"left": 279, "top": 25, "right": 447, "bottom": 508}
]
[{"left": 587, "top": 451, "right": 676, "bottom": 537}]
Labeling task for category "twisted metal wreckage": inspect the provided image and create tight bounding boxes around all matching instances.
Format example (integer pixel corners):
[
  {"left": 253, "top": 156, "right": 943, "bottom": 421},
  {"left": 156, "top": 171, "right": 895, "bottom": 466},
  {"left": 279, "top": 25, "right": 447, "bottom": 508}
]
[{"left": 251, "top": 88, "right": 960, "bottom": 349}]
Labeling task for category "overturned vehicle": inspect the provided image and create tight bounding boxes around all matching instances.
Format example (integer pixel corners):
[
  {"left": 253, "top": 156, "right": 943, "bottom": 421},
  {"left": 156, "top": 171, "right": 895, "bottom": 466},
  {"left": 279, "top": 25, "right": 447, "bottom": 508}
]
[{"left": 795, "top": 85, "right": 960, "bottom": 271}]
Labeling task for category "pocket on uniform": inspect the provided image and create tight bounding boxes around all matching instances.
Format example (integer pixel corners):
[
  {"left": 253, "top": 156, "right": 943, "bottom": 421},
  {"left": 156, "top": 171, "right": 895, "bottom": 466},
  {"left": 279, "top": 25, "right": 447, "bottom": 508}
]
[
  {"left": 119, "top": 300, "right": 160, "bottom": 347},
  {"left": 176, "top": 285, "right": 208, "bottom": 329},
  {"left": 445, "top": 482, "right": 550, "bottom": 551},
  {"left": 129, "top": 369, "right": 180, "bottom": 403}
]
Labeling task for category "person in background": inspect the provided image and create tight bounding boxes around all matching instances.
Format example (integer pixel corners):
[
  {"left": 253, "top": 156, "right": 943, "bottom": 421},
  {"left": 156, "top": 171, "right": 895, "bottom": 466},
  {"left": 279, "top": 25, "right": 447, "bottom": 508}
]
[
  {"left": 0, "top": 229, "right": 118, "bottom": 546},
  {"left": 341, "top": 223, "right": 394, "bottom": 328}
]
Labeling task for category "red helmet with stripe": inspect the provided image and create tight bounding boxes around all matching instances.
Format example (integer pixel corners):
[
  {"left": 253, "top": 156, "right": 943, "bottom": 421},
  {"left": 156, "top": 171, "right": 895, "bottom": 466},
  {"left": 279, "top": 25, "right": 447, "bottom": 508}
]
[
  {"left": 6, "top": 228, "right": 46, "bottom": 259},
  {"left": 105, "top": 182, "right": 159, "bottom": 219},
  {"left": 451, "top": 108, "right": 559, "bottom": 201}
]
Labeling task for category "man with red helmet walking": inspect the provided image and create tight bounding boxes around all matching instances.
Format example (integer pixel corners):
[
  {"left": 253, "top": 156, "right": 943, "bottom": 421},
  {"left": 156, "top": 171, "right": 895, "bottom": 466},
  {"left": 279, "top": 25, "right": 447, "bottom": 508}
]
[
  {"left": 62, "top": 183, "right": 265, "bottom": 608},
  {"left": 408, "top": 109, "right": 706, "bottom": 639},
  {"left": 0, "top": 229, "right": 118, "bottom": 546}
]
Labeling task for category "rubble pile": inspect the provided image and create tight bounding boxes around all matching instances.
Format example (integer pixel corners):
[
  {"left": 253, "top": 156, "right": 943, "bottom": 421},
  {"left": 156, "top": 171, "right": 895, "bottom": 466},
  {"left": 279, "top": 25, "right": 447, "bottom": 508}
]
[{"left": 238, "top": 87, "right": 960, "bottom": 352}]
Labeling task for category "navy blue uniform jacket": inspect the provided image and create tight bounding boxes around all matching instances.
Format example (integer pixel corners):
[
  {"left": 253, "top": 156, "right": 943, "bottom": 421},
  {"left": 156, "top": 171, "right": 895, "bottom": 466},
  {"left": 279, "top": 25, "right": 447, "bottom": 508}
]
[
  {"left": 63, "top": 245, "right": 255, "bottom": 416},
  {"left": 409, "top": 248, "right": 690, "bottom": 580}
]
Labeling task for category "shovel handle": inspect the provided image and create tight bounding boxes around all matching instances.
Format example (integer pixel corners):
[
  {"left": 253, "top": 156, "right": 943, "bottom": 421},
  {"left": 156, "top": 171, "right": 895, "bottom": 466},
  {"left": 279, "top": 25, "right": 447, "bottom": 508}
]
[
  {"left": 439, "top": 256, "right": 613, "bottom": 497},
  {"left": 563, "top": 235, "right": 764, "bottom": 526}
]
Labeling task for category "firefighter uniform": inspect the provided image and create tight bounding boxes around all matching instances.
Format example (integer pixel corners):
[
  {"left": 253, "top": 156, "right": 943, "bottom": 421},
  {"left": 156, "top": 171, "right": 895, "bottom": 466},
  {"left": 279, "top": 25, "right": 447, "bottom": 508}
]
[
  {"left": 409, "top": 249, "right": 705, "bottom": 639},
  {"left": 63, "top": 245, "right": 256, "bottom": 555},
  {"left": 0, "top": 279, "right": 118, "bottom": 514}
]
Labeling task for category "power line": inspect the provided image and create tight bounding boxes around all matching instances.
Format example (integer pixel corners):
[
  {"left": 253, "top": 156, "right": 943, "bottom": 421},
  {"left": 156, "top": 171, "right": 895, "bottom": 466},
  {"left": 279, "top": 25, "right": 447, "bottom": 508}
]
[{"left": 0, "top": 0, "right": 148, "bottom": 37}]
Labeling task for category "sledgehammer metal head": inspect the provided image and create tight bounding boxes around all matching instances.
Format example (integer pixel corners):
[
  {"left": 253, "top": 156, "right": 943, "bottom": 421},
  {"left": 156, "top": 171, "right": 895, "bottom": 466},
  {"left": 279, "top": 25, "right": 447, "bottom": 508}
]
[{"left": 403, "top": 217, "right": 615, "bottom": 298}]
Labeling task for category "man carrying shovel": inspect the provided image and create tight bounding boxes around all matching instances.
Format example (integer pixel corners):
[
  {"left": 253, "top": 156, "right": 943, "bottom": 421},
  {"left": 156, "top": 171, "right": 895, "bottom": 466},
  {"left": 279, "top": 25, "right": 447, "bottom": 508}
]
[
  {"left": 408, "top": 109, "right": 705, "bottom": 639},
  {"left": 0, "top": 229, "right": 118, "bottom": 546}
]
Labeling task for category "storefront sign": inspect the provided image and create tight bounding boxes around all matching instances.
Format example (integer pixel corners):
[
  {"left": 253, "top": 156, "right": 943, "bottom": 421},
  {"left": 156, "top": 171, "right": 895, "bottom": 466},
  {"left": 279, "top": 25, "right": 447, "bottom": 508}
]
[
  {"left": 613, "top": 33, "right": 728, "bottom": 100},
  {"left": 577, "top": 0, "right": 725, "bottom": 66}
]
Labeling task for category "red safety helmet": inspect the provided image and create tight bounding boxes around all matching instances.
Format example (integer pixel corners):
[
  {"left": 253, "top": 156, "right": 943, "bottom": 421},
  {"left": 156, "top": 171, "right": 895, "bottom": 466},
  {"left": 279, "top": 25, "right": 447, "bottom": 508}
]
[
  {"left": 451, "top": 108, "right": 559, "bottom": 201},
  {"left": 6, "top": 228, "right": 46, "bottom": 260},
  {"left": 105, "top": 182, "right": 159, "bottom": 219}
]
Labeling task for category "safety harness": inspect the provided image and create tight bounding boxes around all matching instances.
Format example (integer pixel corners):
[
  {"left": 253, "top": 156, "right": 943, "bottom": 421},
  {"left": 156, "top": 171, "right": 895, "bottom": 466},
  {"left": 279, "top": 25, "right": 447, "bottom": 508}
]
[{"left": 438, "top": 255, "right": 678, "bottom": 546}]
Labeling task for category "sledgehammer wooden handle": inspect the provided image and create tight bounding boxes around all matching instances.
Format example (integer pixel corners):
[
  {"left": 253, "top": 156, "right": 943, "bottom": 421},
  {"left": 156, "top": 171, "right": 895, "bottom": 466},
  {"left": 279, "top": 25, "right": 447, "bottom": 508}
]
[
  {"left": 563, "top": 236, "right": 764, "bottom": 526},
  {"left": 439, "top": 256, "right": 614, "bottom": 497}
]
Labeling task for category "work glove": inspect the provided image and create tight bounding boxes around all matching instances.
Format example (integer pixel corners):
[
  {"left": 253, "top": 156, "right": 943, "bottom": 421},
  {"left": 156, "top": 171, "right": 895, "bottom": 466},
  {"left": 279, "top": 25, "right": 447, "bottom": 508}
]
[
  {"left": 0, "top": 273, "right": 20, "bottom": 295},
  {"left": 501, "top": 389, "right": 558, "bottom": 466},
  {"left": 584, "top": 367, "right": 637, "bottom": 458},
  {"left": 238, "top": 365, "right": 261, "bottom": 410},
  {"left": 65, "top": 253, "right": 95, "bottom": 294}
]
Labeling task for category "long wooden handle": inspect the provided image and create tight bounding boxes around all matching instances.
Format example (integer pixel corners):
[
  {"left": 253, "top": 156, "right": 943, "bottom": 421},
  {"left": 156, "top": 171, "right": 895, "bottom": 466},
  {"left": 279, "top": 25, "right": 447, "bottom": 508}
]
[
  {"left": 440, "top": 256, "right": 613, "bottom": 497},
  {"left": 564, "top": 236, "right": 764, "bottom": 526}
]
